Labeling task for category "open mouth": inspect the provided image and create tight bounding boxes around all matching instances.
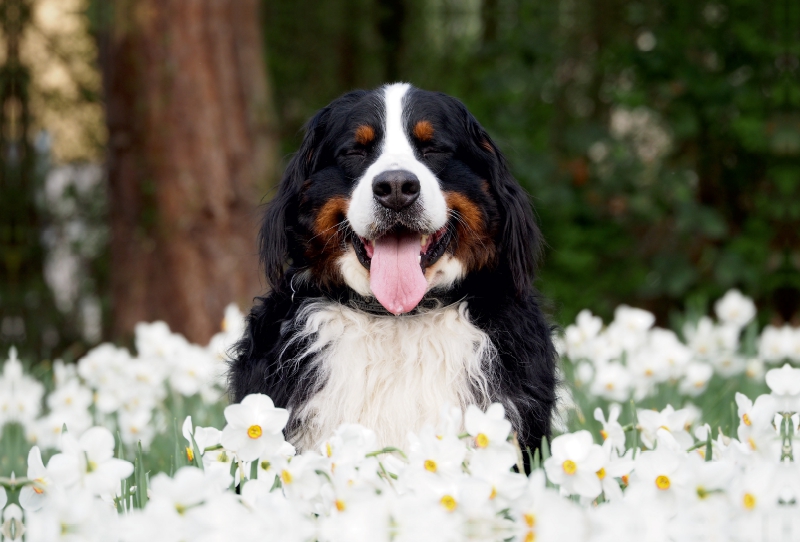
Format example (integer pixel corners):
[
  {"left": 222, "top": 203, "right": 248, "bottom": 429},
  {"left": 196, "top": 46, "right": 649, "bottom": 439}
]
[
  {"left": 351, "top": 224, "right": 452, "bottom": 315},
  {"left": 352, "top": 224, "right": 452, "bottom": 272}
]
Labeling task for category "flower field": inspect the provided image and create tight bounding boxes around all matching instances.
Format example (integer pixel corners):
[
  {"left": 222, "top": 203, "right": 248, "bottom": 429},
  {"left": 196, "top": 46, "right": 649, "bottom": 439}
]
[{"left": 1, "top": 291, "right": 800, "bottom": 541}]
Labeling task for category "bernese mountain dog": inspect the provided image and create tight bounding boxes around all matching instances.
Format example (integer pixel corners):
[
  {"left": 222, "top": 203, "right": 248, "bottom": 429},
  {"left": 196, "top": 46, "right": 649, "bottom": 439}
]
[{"left": 229, "top": 83, "right": 557, "bottom": 454}]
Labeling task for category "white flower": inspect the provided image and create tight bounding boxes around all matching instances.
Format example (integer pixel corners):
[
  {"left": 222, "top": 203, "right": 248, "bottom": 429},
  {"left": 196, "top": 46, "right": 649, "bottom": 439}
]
[
  {"left": 597, "top": 440, "right": 634, "bottom": 501},
  {"left": 47, "top": 426, "right": 133, "bottom": 497},
  {"left": 590, "top": 362, "right": 632, "bottom": 402},
  {"left": 683, "top": 454, "right": 733, "bottom": 502},
  {"left": 512, "top": 470, "right": 589, "bottom": 542},
  {"left": 220, "top": 394, "right": 289, "bottom": 461},
  {"left": 730, "top": 461, "right": 780, "bottom": 512},
  {"left": 594, "top": 404, "right": 626, "bottom": 455},
  {"left": 463, "top": 403, "right": 512, "bottom": 451},
  {"left": 765, "top": 364, "right": 800, "bottom": 412},
  {"left": 677, "top": 361, "right": 714, "bottom": 396},
  {"left": 19, "top": 447, "right": 53, "bottom": 511},
  {"left": 406, "top": 426, "right": 467, "bottom": 481},
  {"left": 714, "top": 289, "right": 756, "bottom": 328},
  {"left": 637, "top": 405, "right": 693, "bottom": 450},
  {"left": 320, "top": 423, "right": 377, "bottom": 467},
  {"left": 468, "top": 447, "right": 527, "bottom": 505},
  {"left": 759, "top": 325, "right": 795, "bottom": 362},
  {"left": 152, "top": 466, "right": 231, "bottom": 512},
  {"left": 46, "top": 378, "right": 92, "bottom": 413},
  {"left": 119, "top": 408, "right": 156, "bottom": 447},
  {"left": 627, "top": 448, "right": 690, "bottom": 507},
  {"left": 544, "top": 430, "right": 605, "bottom": 499}
]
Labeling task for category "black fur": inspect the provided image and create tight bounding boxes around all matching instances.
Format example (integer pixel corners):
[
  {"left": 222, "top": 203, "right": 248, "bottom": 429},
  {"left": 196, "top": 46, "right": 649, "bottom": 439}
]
[{"left": 229, "top": 85, "right": 557, "bottom": 454}]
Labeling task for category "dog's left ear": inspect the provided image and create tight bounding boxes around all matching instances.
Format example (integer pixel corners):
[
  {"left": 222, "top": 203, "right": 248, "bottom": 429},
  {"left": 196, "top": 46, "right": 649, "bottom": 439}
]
[{"left": 462, "top": 105, "right": 541, "bottom": 296}]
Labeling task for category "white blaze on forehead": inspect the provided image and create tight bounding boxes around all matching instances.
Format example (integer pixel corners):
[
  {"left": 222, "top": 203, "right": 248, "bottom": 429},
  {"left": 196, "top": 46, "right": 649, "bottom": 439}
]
[{"left": 346, "top": 83, "right": 448, "bottom": 238}]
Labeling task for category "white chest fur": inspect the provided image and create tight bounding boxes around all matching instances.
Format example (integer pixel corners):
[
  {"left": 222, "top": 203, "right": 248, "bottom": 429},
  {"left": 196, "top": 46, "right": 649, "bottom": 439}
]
[{"left": 285, "top": 300, "right": 495, "bottom": 451}]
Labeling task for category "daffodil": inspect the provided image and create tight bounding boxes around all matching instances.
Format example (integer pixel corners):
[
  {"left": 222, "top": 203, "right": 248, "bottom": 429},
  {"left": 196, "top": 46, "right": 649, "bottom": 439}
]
[
  {"left": 464, "top": 403, "right": 512, "bottom": 451},
  {"left": 636, "top": 405, "right": 693, "bottom": 450},
  {"left": 19, "top": 446, "right": 53, "bottom": 511},
  {"left": 544, "top": 430, "right": 605, "bottom": 499},
  {"left": 593, "top": 404, "right": 626, "bottom": 455},
  {"left": 220, "top": 394, "right": 290, "bottom": 461}
]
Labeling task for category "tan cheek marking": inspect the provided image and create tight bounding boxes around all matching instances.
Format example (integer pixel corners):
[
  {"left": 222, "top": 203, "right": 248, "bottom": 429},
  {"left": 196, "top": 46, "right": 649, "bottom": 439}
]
[
  {"left": 355, "top": 125, "right": 375, "bottom": 145},
  {"left": 444, "top": 191, "right": 496, "bottom": 272},
  {"left": 480, "top": 139, "right": 494, "bottom": 153},
  {"left": 311, "top": 197, "right": 351, "bottom": 286},
  {"left": 414, "top": 120, "right": 435, "bottom": 141}
]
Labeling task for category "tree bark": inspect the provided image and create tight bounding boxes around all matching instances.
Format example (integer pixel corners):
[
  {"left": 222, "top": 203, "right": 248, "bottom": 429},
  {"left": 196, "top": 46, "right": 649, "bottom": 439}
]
[{"left": 101, "top": 0, "right": 277, "bottom": 344}]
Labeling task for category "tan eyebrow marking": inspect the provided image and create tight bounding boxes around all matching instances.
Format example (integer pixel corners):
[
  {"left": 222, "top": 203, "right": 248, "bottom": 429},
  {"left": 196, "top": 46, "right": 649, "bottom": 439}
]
[
  {"left": 413, "top": 120, "right": 435, "bottom": 141},
  {"left": 354, "top": 125, "right": 375, "bottom": 145}
]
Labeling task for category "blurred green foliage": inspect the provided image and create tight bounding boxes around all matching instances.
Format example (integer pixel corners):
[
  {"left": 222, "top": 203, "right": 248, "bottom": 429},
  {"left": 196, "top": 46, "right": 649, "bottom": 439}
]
[{"left": 263, "top": 0, "right": 800, "bottom": 327}]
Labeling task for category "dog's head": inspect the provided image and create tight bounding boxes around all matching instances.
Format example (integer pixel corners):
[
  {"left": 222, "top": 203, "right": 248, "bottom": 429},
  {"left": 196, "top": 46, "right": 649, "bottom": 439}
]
[{"left": 262, "top": 83, "right": 540, "bottom": 314}]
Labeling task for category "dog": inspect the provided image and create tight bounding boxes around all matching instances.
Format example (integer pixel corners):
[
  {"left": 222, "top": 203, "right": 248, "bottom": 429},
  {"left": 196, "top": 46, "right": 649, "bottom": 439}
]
[{"left": 229, "top": 83, "right": 557, "bottom": 454}]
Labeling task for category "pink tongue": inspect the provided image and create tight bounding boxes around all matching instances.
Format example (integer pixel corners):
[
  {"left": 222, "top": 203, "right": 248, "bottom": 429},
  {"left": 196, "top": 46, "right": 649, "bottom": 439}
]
[{"left": 370, "top": 233, "right": 427, "bottom": 315}]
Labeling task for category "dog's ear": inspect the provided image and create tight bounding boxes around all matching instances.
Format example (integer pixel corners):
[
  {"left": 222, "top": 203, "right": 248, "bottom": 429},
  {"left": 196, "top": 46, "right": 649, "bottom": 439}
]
[
  {"left": 260, "top": 107, "right": 329, "bottom": 289},
  {"left": 462, "top": 106, "right": 541, "bottom": 296},
  {"left": 260, "top": 91, "right": 368, "bottom": 289}
]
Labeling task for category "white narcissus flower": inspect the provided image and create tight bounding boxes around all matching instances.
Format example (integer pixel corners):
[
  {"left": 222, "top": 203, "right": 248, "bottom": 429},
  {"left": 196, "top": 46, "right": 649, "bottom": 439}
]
[
  {"left": 220, "top": 394, "right": 289, "bottom": 462},
  {"left": 677, "top": 361, "right": 714, "bottom": 396},
  {"left": 320, "top": 423, "right": 377, "bottom": 468},
  {"left": 405, "top": 426, "right": 467, "bottom": 481},
  {"left": 468, "top": 447, "right": 527, "bottom": 505},
  {"left": 464, "top": 403, "right": 512, "bottom": 451},
  {"left": 47, "top": 426, "right": 133, "bottom": 498},
  {"left": 683, "top": 454, "right": 733, "bottom": 502},
  {"left": 597, "top": 440, "right": 634, "bottom": 501},
  {"left": 759, "top": 325, "right": 794, "bottom": 362},
  {"left": 594, "top": 404, "right": 626, "bottom": 455},
  {"left": 148, "top": 466, "right": 231, "bottom": 515},
  {"left": 714, "top": 289, "right": 756, "bottom": 329},
  {"left": 636, "top": 405, "right": 693, "bottom": 450},
  {"left": 765, "top": 364, "right": 800, "bottom": 412},
  {"left": 590, "top": 362, "right": 632, "bottom": 402},
  {"left": 544, "top": 430, "right": 605, "bottom": 499},
  {"left": 729, "top": 461, "right": 780, "bottom": 513},
  {"left": 19, "top": 446, "right": 53, "bottom": 511},
  {"left": 627, "top": 449, "right": 690, "bottom": 507}
]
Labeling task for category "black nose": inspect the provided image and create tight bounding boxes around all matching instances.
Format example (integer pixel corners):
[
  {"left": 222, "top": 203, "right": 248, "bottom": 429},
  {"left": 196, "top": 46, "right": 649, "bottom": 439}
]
[{"left": 372, "top": 170, "right": 420, "bottom": 211}]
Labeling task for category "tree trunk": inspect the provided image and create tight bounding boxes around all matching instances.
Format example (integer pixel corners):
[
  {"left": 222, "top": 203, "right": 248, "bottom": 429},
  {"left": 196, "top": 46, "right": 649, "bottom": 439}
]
[{"left": 101, "top": 0, "right": 277, "bottom": 344}]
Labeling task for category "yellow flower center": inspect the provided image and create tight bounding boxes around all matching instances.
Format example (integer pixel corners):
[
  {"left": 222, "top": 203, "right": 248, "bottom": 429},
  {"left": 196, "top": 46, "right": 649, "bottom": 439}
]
[
  {"left": 424, "top": 459, "right": 437, "bottom": 473},
  {"left": 524, "top": 532, "right": 536, "bottom": 542},
  {"left": 621, "top": 475, "right": 629, "bottom": 486},
  {"left": 645, "top": 369, "right": 654, "bottom": 376},
  {"left": 562, "top": 460, "right": 577, "bottom": 475},
  {"left": 489, "top": 486, "right": 497, "bottom": 500},
  {"left": 523, "top": 513, "right": 536, "bottom": 528},
  {"left": 655, "top": 475, "right": 670, "bottom": 490},
  {"left": 335, "top": 499, "right": 346, "bottom": 512},
  {"left": 33, "top": 478, "right": 45, "bottom": 494},
  {"left": 440, "top": 495, "right": 457, "bottom": 512},
  {"left": 743, "top": 493, "right": 756, "bottom": 510},
  {"left": 475, "top": 433, "right": 490, "bottom": 448},
  {"left": 600, "top": 429, "right": 608, "bottom": 440},
  {"left": 326, "top": 442, "right": 332, "bottom": 457},
  {"left": 596, "top": 467, "right": 606, "bottom": 479},
  {"left": 260, "top": 461, "right": 271, "bottom": 471},
  {"left": 742, "top": 413, "right": 751, "bottom": 426},
  {"left": 280, "top": 469, "right": 293, "bottom": 484},
  {"left": 185, "top": 446, "right": 194, "bottom": 462},
  {"left": 605, "top": 383, "right": 614, "bottom": 390},
  {"left": 696, "top": 486, "right": 709, "bottom": 499},
  {"left": 247, "top": 425, "right": 262, "bottom": 439},
  {"left": 748, "top": 437, "right": 757, "bottom": 450}
]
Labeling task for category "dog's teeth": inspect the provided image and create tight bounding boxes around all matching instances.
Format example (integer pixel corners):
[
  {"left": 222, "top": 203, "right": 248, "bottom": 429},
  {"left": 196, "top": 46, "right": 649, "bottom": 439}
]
[
  {"left": 420, "top": 235, "right": 429, "bottom": 247},
  {"left": 417, "top": 255, "right": 421, "bottom": 263}
]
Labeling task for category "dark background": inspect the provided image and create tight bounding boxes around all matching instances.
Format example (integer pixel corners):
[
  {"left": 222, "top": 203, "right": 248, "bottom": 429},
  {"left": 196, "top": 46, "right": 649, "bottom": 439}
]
[{"left": 1, "top": 0, "right": 798, "bottom": 360}]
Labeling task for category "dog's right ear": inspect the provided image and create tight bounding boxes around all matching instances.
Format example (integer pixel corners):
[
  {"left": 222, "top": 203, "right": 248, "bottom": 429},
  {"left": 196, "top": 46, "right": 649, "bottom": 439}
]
[{"left": 260, "top": 90, "right": 368, "bottom": 290}]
